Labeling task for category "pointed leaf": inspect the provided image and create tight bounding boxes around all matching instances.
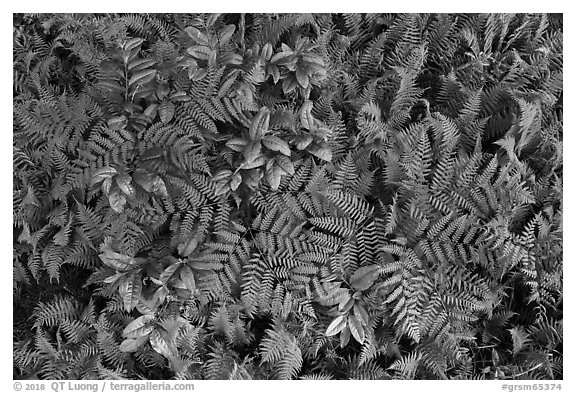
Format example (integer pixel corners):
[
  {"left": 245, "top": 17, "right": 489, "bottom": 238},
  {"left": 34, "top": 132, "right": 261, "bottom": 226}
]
[
  {"left": 275, "top": 155, "right": 295, "bottom": 175},
  {"left": 158, "top": 100, "right": 175, "bottom": 124},
  {"left": 122, "top": 314, "right": 154, "bottom": 338},
  {"left": 218, "top": 25, "right": 236, "bottom": 45},
  {"left": 187, "top": 45, "right": 213, "bottom": 61},
  {"left": 150, "top": 330, "right": 174, "bottom": 358},
  {"left": 262, "top": 136, "right": 291, "bottom": 156},
  {"left": 180, "top": 266, "right": 196, "bottom": 294},
  {"left": 185, "top": 27, "right": 209, "bottom": 46},
  {"left": 325, "top": 315, "right": 347, "bottom": 336},
  {"left": 249, "top": 107, "right": 270, "bottom": 140},
  {"left": 350, "top": 265, "right": 380, "bottom": 291},
  {"left": 119, "top": 274, "right": 142, "bottom": 312},
  {"left": 160, "top": 263, "right": 182, "bottom": 285},
  {"left": 119, "top": 336, "right": 149, "bottom": 353},
  {"left": 226, "top": 138, "right": 249, "bottom": 152},
  {"left": 128, "top": 69, "right": 157, "bottom": 87},
  {"left": 108, "top": 191, "right": 126, "bottom": 213},
  {"left": 348, "top": 315, "right": 366, "bottom": 344}
]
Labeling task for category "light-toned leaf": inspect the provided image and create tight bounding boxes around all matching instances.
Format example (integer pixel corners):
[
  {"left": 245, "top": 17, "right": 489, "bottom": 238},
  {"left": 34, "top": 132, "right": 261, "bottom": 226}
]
[
  {"left": 187, "top": 45, "right": 213, "bottom": 61},
  {"left": 158, "top": 100, "right": 175, "bottom": 124},
  {"left": 340, "top": 326, "right": 351, "bottom": 348},
  {"left": 296, "top": 68, "right": 310, "bottom": 89},
  {"left": 128, "top": 57, "right": 157, "bottom": 72},
  {"left": 160, "top": 263, "right": 182, "bottom": 285},
  {"left": 108, "top": 191, "right": 127, "bottom": 213},
  {"left": 122, "top": 314, "right": 154, "bottom": 338},
  {"left": 150, "top": 330, "right": 174, "bottom": 358},
  {"left": 262, "top": 136, "right": 291, "bottom": 156},
  {"left": 249, "top": 107, "right": 270, "bottom": 140},
  {"left": 119, "top": 336, "right": 149, "bottom": 353},
  {"left": 266, "top": 162, "right": 283, "bottom": 191},
  {"left": 116, "top": 174, "right": 135, "bottom": 197},
  {"left": 308, "top": 145, "right": 332, "bottom": 162},
  {"left": 325, "top": 315, "right": 347, "bottom": 336},
  {"left": 128, "top": 69, "right": 156, "bottom": 87},
  {"left": 243, "top": 140, "right": 262, "bottom": 162},
  {"left": 91, "top": 166, "right": 117, "bottom": 185},
  {"left": 348, "top": 315, "right": 366, "bottom": 344},
  {"left": 178, "top": 237, "right": 198, "bottom": 257},
  {"left": 218, "top": 25, "right": 236, "bottom": 45},
  {"left": 119, "top": 274, "right": 142, "bottom": 312},
  {"left": 180, "top": 266, "right": 196, "bottom": 294},
  {"left": 275, "top": 155, "right": 295, "bottom": 175},
  {"left": 230, "top": 172, "right": 242, "bottom": 191},
  {"left": 226, "top": 138, "right": 249, "bottom": 152}
]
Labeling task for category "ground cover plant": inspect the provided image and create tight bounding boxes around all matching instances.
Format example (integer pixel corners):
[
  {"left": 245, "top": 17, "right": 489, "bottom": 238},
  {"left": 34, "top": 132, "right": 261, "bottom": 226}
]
[{"left": 13, "top": 13, "right": 562, "bottom": 380}]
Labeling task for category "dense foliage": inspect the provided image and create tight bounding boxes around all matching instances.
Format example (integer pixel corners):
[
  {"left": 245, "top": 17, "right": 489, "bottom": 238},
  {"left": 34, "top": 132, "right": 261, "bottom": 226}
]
[{"left": 13, "top": 13, "right": 562, "bottom": 380}]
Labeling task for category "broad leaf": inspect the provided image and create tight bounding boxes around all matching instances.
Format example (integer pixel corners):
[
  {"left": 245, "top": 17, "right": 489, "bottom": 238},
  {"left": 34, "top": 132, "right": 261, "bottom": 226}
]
[
  {"left": 122, "top": 315, "right": 154, "bottom": 339},
  {"left": 350, "top": 265, "right": 380, "bottom": 291},
  {"left": 262, "top": 136, "right": 291, "bottom": 156}
]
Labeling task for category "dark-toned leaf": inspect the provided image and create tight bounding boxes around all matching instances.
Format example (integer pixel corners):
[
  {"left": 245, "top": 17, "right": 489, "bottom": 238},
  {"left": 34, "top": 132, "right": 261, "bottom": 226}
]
[
  {"left": 185, "top": 27, "right": 209, "bottom": 46},
  {"left": 128, "top": 57, "right": 157, "bottom": 72},
  {"left": 308, "top": 145, "right": 332, "bottom": 162},
  {"left": 275, "top": 155, "right": 295, "bottom": 175},
  {"left": 350, "top": 265, "right": 380, "bottom": 291}
]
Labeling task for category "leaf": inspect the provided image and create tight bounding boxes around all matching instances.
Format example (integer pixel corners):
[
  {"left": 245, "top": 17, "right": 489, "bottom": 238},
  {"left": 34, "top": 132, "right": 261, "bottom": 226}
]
[
  {"left": 230, "top": 172, "right": 242, "bottom": 191},
  {"left": 348, "top": 315, "right": 366, "bottom": 344},
  {"left": 296, "top": 68, "right": 310, "bottom": 89},
  {"left": 340, "top": 326, "right": 351, "bottom": 348},
  {"left": 275, "top": 155, "right": 295, "bottom": 175},
  {"left": 128, "top": 69, "right": 157, "bottom": 87},
  {"left": 300, "top": 100, "right": 315, "bottom": 130},
  {"left": 180, "top": 266, "right": 196, "bottom": 294},
  {"left": 178, "top": 237, "right": 198, "bottom": 257},
  {"left": 187, "top": 45, "right": 213, "bottom": 61},
  {"left": 325, "top": 315, "right": 347, "bottom": 336},
  {"left": 350, "top": 265, "right": 380, "bottom": 291},
  {"left": 128, "top": 57, "right": 157, "bottom": 72},
  {"left": 243, "top": 140, "right": 262, "bottom": 162},
  {"left": 99, "top": 245, "right": 137, "bottom": 271},
  {"left": 160, "top": 263, "right": 182, "bottom": 285},
  {"left": 122, "top": 314, "right": 154, "bottom": 339},
  {"left": 133, "top": 169, "right": 168, "bottom": 196},
  {"left": 296, "top": 135, "right": 313, "bottom": 150},
  {"left": 509, "top": 327, "right": 531, "bottom": 355},
  {"left": 266, "top": 162, "right": 283, "bottom": 191},
  {"left": 119, "top": 273, "right": 142, "bottom": 312},
  {"left": 116, "top": 174, "right": 135, "bottom": 197},
  {"left": 249, "top": 107, "right": 270, "bottom": 140},
  {"left": 185, "top": 27, "right": 209, "bottom": 46},
  {"left": 270, "top": 51, "right": 293, "bottom": 65},
  {"left": 308, "top": 145, "right": 332, "bottom": 162},
  {"left": 226, "top": 138, "right": 249, "bottom": 152},
  {"left": 108, "top": 191, "right": 127, "bottom": 213},
  {"left": 123, "top": 38, "right": 145, "bottom": 52},
  {"left": 91, "top": 166, "right": 117, "bottom": 185},
  {"left": 150, "top": 330, "right": 175, "bottom": 358},
  {"left": 107, "top": 115, "right": 128, "bottom": 131},
  {"left": 240, "top": 156, "right": 266, "bottom": 170},
  {"left": 119, "top": 336, "right": 149, "bottom": 353},
  {"left": 353, "top": 303, "right": 370, "bottom": 327},
  {"left": 218, "top": 24, "right": 236, "bottom": 45},
  {"left": 262, "top": 136, "right": 291, "bottom": 156},
  {"left": 158, "top": 100, "right": 175, "bottom": 124}
]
